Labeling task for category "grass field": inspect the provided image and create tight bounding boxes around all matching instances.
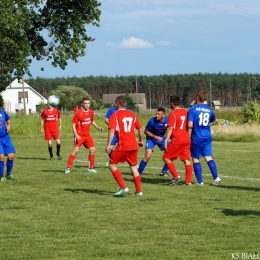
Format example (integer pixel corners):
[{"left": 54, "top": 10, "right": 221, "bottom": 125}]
[{"left": 1, "top": 132, "right": 260, "bottom": 260}]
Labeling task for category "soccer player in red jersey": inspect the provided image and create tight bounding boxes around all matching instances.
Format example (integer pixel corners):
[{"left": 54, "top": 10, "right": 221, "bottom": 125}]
[
  {"left": 163, "top": 95, "right": 192, "bottom": 186},
  {"left": 65, "top": 97, "right": 103, "bottom": 174},
  {"left": 40, "top": 102, "right": 62, "bottom": 160},
  {"left": 106, "top": 95, "right": 144, "bottom": 197}
]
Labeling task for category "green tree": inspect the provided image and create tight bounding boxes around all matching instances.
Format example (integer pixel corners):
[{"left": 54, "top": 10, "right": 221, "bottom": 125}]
[
  {"left": 124, "top": 93, "right": 135, "bottom": 109},
  {"left": 0, "top": 94, "right": 4, "bottom": 109},
  {"left": 0, "top": 0, "right": 101, "bottom": 89},
  {"left": 52, "top": 86, "right": 95, "bottom": 111},
  {"left": 241, "top": 101, "right": 260, "bottom": 125}
]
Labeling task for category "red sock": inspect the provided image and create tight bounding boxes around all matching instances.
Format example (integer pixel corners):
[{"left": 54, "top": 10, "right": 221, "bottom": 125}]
[
  {"left": 167, "top": 162, "right": 179, "bottom": 178},
  {"left": 67, "top": 155, "right": 75, "bottom": 169},
  {"left": 185, "top": 164, "right": 192, "bottom": 184},
  {"left": 88, "top": 154, "right": 95, "bottom": 169},
  {"left": 112, "top": 170, "right": 127, "bottom": 189},
  {"left": 133, "top": 175, "right": 141, "bottom": 193}
]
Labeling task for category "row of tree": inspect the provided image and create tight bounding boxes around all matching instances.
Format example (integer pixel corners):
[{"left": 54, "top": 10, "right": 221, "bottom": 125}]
[{"left": 28, "top": 73, "right": 260, "bottom": 108}]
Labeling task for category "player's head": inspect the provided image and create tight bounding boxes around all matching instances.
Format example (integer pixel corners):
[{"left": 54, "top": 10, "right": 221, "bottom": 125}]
[
  {"left": 196, "top": 91, "right": 207, "bottom": 103},
  {"left": 155, "top": 107, "right": 165, "bottom": 121},
  {"left": 82, "top": 97, "right": 91, "bottom": 110},
  {"left": 170, "top": 95, "right": 180, "bottom": 109},
  {"left": 115, "top": 96, "right": 126, "bottom": 108}
]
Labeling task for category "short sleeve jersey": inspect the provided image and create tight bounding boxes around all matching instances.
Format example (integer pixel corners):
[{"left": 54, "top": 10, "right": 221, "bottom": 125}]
[
  {"left": 188, "top": 104, "right": 216, "bottom": 145},
  {"left": 145, "top": 116, "right": 168, "bottom": 140},
  {"left": 41, "top": 108, "right": 60, "bottom": 132},
  {"left": 73, "top": 108, "right": 94, "bottom": 136},
  {"left": 108, "top": 109, "right": 142, "bottom": 151},
  {"left": 105, "top": 106, "right": 117, "bottom": 120},
  {"left": 167, "top": 108, "right": 190, "bottom": 144},
  {"left": 0, "top": 110, "right": 10, "bottom": 137}
]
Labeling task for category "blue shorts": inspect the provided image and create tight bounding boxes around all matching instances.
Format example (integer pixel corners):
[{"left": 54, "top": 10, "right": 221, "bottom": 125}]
[
  {"left": 146, "top": 138, "right": 165, "bottom": 151},
  {"left": 111, "top": 134, "right": 117, "bottom": 146},
  {"left": 191, "top": 142, "right": 212, "bottom": 158},
  {"left": 0, "top": 134, "right": 16, "bottom": 155}
]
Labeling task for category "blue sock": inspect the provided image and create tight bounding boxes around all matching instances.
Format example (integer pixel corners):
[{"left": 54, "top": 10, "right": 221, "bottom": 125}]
[
  {"left": 0, "top": 161, "right": 4, "bottom": 178},
  {"left": 193, "top": 162, "right": 203, "bottom": 183},
  {"left": 207, "top": 160, "right": 218, "bottom": 180},
  {"left": 6, "top": 159, "right": 14, "bottom": 176},
  {"left": 161, "top": 163, "right": 168, "bottom": 173},
  {"left": 138, "top": 160, "right": 147, "bottom": 175}
]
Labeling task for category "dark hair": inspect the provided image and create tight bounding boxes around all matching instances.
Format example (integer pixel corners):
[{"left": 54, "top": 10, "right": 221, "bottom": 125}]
[
  {"left": 196, "top": 91, "right": 207, "bottom": 103},
  {"left": 170, "top": 95, "right": 180, "bottom": 106},
  {"left": 82, "top": 97, "right": 90, "bottom": 102},
  {"left": 115, "top": 95, "right": 126, "bottom": 107},
  {"left": 157, "top": 107, "right": 165, "bottom": 113}
]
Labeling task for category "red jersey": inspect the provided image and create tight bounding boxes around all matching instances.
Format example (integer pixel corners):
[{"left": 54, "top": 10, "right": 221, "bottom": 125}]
[
  {"left": 72, "top": 108, "right": 94, "bottom": 136},
  {"left": 168, "top": 108, "right": 190, "bottom": 144},
  {"left": 41, "top": 108, "right": 60, "bottom": 132},
  {"left": 108, "top": 109, "right": 142, "bottom": 151}
]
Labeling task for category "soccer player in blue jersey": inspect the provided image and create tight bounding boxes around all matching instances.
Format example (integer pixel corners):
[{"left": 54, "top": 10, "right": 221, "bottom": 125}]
[
  {"left": 0, "top": 110, "right": 16, "bottom": 181},
  {"left": 138, "top": 107, "right": 169, "bottom": 176},
  {"left": 188, "top": 91, "right": 221, "bottom": 185}
]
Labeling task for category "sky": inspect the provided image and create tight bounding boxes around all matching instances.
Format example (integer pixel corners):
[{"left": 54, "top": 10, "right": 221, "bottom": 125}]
[{"left": 28, "top": 0, "right": 260, "bottom": 79}]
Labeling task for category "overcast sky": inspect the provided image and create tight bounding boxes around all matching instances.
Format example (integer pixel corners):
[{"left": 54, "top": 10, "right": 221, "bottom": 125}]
[{"left": 28, "top": 0, "right": 260, "bottom": 78}]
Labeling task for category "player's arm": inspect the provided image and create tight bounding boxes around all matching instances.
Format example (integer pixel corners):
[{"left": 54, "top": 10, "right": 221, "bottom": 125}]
[
  {"left": 72, "top": 123, "right": 80, "bottom": 140},
  {"left": 106, "top": 128, "right": 115, "bottom": 153},
  {"left": 91, "top": 120, "right": 103, "bottom": 131},
  {"left": 105, "top": 118, "right": 109, "bottom": 125},
  {"left": 40, "top": 118, "right": 44, "bottom": 133},
  {"left": 187, "top": 121, "right": 193, "bottom": 129},
  {"left": 6, "top": 119, "right": 11, "bottom": 133},
  {"left": 58, "top": 117, "right": 62, "bottom": 131},
  {"left": 144, "top": 129, "right": 162, "bottom": 142},
  {"left": 137, "top": 127, "right": 144, "bottom": 148},
  {"left": 164, "top": 126, "right": 173, "bottom": 151}
]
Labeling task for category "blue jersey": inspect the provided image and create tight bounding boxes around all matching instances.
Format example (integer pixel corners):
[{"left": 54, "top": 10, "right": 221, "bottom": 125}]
[
  {"left": 0, "top": 110, "right": 10, "bottom": 137},
  {"left": 105, "top": 106, "right": 118, "bottom": 120},
  {"left": 145, "top": 116, "right": 168, "bottom": 140},
  {"left": 188, "top": 104, "right": 216, "bottom": 145}
]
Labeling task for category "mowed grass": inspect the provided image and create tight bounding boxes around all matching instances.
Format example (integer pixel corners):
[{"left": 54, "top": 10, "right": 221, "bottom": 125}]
[{"left": 1, "top": 133, "right": 260, "bottom": 260}]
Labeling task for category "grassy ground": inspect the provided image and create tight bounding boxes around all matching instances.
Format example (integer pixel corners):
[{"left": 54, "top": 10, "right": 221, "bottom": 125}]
[{"left": 1, "top": 133, "right": 259, "bottom": 260}]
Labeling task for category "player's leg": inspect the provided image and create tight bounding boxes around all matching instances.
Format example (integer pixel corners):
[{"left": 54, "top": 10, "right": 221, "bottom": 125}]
[
  {"left": 138, "top": 149, "right": 153, "bottom": 175},
  {"left": 3, "top": 135, "right": 16, "bottom": 180},
  {"left": 65, "top": 145, "right": 80, "bottom": 173},
  {"left": 5, "top": 153, "right": 15, "bottom": 180},
  {"left": 158, "top": 139, "right": 169, "bottom": 177},
  {"left": 128, "top": 151, "right": 142, "bottom": 196},
  {"left": 138, "top": 139, "right": 155, "bottom": 175},
  {"left": 48, "top": 142, "right": 53, "bottom": 160},
  {"left": 106, "top": 134, "right": 117, "bottom": 166},
  {"left": 180, "top": 144, "right": 192, "bottom": 185},
  {"left": 0, "top": 153, "right": 5, "bottom": 181},
  {"left": 203, "top": 142, "right": 221, "bottom": 185},
  {"left": 88, "top": 146, "right": 97, "bottom": 173},
  {"left": 109, "top": 149, "right": 128, "bottom": 196},
  {"left": 191, "top": 143, "right": 204, "bottom": 184},
  {"left": 162, "top": 143, "right": 181, "bottom": 185},
  {"left": 55, "top": 138, "right": 62, "bottom": 160}
]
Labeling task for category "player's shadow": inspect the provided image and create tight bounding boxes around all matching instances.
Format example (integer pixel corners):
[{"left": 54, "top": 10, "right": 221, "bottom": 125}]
[
  {"left": 64, "top": 188, "right": 113, "bottom": 196},
  {"left": 217, "top": 208, "right": 260, "bottom": 217},
  {"left": 17, "top": 157, "right": 48, "bottom": 160},
  {"left": 215, "top": 185, "right": 260, "bottom": 192}
]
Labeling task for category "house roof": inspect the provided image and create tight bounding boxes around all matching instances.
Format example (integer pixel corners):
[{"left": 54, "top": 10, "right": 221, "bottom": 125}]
[
  {"left": 212, "top": 100, "right": 222, "bottom": 106},
  {"left": 1, "top": 77, "right": 47, "bottom": 101},
  {"left": 103, "top": 93, "right": 146, "bottom": 104}
]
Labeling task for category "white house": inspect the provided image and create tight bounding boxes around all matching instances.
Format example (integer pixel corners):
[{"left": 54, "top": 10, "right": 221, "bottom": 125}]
[{"left": 1, "top": 77, "right": 48, "bottom": 114}]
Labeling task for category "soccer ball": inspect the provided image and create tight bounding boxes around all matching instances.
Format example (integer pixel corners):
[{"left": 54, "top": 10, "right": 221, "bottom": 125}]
[{"left": 48, "top": 95, "right": 60, "bottom": 106}]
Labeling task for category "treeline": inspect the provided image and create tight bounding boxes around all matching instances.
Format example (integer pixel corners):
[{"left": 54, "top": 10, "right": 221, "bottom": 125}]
[{"left": 28, "top": 73, "right": 260, "bottom": 108}]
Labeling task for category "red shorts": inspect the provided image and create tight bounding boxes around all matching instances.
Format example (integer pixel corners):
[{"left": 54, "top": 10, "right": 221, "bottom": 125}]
[
  {"left": 45, "top": 130, "right": 60, "bottom": 141},
  {"left": 75, "top": 135, "right": 94, "bottom": 148},
  {"left": 110, "top": 147, "right": 138, "bottom": 166},
  {"left": 163, "top": 142, "right": 190, "bottom": 161}
]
